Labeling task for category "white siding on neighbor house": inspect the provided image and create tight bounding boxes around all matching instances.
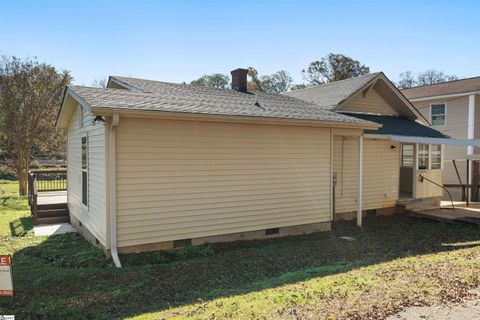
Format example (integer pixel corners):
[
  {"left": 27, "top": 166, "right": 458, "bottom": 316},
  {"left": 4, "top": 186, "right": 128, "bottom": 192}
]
[
  {"left": 67, "top": 103, "right": 107, "bottom": 245},
  {"left": 115, "top": 118, "right": 332, "bottom": 247},
  {"left": 338, "top": 87, "right": 399, "bottom": 116},
  {"left": 333, "top": 136, "right": 400, "bottom": 213},
  {"left": 414, "top": 96, "right": 469, "bottom": 184}
]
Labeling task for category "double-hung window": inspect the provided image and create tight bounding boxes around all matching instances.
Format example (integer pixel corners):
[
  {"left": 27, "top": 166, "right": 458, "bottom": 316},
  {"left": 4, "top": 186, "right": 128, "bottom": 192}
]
[
  {"left": 401, "top": 144, "right": 414, "bottom": 167},
  {"left": 418, "top": 144, "right": 429, "bottom": 170},
  {"left": 81, "top": 136, "right": 88, "bottom": 207},
  {"left": 431, "top": 104, "right": 446, "bottom": 125},
  {"left": 431, "top": 145, "right": 442, "bottom": 169}
]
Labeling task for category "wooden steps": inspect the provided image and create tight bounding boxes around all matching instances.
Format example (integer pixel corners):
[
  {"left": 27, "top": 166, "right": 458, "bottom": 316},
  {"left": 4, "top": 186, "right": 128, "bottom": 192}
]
[{"left": 33, "top": 203, "right": 70, "bottom": 225}]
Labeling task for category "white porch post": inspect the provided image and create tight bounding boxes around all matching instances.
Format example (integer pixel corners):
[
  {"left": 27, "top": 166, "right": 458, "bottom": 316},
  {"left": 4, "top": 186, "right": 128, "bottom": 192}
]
[
  {"left": 467, "top": 94, "right": 475, "bottom": 202},
  {"left": 357, "top": 135, "right": 363, "bottom": 227}
]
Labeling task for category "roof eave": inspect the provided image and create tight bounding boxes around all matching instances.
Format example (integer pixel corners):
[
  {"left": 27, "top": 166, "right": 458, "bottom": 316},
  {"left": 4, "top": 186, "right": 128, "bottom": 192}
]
[
  {"left": 408, "top": 90, "right": 480, "bottom": 102},
  {"left": 90, "top": 106, "right": 382, "bottom": 130},
  {"left": 56, "top": 87, "right": 92, "bottom": 129}
]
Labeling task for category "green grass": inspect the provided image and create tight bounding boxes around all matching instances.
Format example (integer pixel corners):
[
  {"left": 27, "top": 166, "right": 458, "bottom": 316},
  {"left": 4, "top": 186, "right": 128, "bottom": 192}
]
[
  {"left": 0, "top": 180, "right": 20, "bottom": 197},
  {"left": 1, "top": 192, "right": 480, "bottom": 319}
]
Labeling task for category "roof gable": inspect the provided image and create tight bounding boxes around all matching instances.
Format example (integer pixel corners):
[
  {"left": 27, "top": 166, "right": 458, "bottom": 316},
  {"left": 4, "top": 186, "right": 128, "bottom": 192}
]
[
  {"left": 339, "top": 86, "right": 399, "bottom": 116},
  {"left": 286, "top": 72, "right": 427, "bottom": 124}
]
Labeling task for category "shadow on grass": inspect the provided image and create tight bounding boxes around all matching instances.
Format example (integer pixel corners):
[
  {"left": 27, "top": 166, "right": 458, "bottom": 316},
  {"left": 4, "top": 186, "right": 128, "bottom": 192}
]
[
  {"left": 9, "top": 216, "right": 33, "bottom": 236},
  {"left": 3, "top": 214, "right": 480, "bottom": 319}
]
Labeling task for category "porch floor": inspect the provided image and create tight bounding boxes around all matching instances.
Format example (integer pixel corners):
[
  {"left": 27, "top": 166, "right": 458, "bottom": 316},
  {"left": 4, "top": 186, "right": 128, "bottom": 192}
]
[
  {"left": 410, "top": 201, "right": 480, "bottom": 225},
  {"left": 37, "top": 190, "right": 67, "bottom": 205}
]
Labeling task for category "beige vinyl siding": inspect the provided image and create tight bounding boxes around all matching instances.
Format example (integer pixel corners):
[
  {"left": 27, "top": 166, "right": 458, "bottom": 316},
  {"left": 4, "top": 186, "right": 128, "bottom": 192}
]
[
  {"left": 116, "top": 118, "right": 332, "bottom": 247},
  {"left": 338, "top": 87, "right": 399, "bottom": 116},
  {"left": 415, "top": 169, "right": 443, "bottom": 198},
  {"left": 333, "top": 137, "right": 400, "bottom": 213},
  {"left": 67, "top": 103, "right": 107, "bottom": 245},
  {"left": 333, "top": 136, "right": 358, "bottom": 213},
  {"left": 414, "top": 96, "right": 469, "bottom": 184}
]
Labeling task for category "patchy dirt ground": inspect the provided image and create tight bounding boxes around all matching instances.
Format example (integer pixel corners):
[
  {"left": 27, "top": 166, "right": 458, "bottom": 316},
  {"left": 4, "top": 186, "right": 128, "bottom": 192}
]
[{"left": 388, "top": 293, "right": 480, "bottom": 320}]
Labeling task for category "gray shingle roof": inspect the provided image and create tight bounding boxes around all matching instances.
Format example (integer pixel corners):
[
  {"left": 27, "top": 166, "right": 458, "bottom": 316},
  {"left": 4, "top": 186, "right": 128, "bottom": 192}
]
[
  {"left": 402, "top": 76, "right": 480, "bottom": 99},
  {"left": 68, "top": 77, "right": 379, "bottom": 126},
  {"left": 341, "top": 113, "right": 448, "bottom": 138},
  {"left": 284, "top": 73, "right": 380, "bottom": 109}
]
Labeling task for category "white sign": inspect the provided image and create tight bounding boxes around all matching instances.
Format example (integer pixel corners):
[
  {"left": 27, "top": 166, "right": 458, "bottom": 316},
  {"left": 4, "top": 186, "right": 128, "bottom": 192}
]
[{"left": 0, "top": 255, "right": 13, "bottom": 297}]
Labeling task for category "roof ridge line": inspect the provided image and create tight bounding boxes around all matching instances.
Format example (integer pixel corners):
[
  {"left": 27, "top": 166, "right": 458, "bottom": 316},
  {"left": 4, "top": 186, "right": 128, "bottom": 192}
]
[
  {"left": 285, "top": 72, "right": 380, "bottom": 93},
  {"left": 403, "top": 75, "right": 480, "bottom": 91}
]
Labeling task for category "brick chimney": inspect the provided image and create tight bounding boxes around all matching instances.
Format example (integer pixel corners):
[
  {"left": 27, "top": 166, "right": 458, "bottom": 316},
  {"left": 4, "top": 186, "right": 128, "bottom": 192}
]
[{"left": 231, "top": 68, "right": 248, "bottom": 92}]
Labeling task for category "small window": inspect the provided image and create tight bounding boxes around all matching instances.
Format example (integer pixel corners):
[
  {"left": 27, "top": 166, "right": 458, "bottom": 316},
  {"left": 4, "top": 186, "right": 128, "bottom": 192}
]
[
  {"left": 418, "top": 144, "right": 429, "bottom": 170},
  {"left": 431, "top": 145, "right": 442, "bottom": 169},
  {"left": 402, "top": 144, "right": 414, "bottom": 167},
  {"left": 431, "top": 104, "right": 446, "bottom": 125},
  {"left": 81, "top": 136, "right": 88, "bottom": 207}
]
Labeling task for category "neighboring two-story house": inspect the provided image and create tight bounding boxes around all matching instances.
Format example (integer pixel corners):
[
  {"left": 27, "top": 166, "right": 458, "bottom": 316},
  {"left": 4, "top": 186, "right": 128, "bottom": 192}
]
[{"left": 402, "top": 77, "right": 480, "bottom": 200}]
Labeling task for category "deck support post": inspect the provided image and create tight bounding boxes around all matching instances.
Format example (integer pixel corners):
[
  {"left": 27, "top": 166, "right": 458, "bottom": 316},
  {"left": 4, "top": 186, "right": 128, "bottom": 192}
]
[
  {"left": 357, "top": 135, "right": 363, "bottom": 227},
  {"left": 468, "top": 94, "right": 475, "bottom": 203}
]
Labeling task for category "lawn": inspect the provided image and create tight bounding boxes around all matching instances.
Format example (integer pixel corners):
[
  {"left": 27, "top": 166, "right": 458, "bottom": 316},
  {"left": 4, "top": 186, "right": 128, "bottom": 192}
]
[{"left": 1, "top": 187, "right": 480, "bottom": 319}]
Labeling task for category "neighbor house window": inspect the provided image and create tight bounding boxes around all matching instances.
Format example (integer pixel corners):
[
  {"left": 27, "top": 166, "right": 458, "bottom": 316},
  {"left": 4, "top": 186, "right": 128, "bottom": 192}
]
[
  {"left": 431, "top": 145, "right": 442, "bottom": 169},
  {"left": 431, "top": 104, "right": 446, "bottom": 125},
  {"left": 402, "top": 144, "right": 414, "bottom": 167},
  {"left": 418, "top": 144, "right": 429, "bottom": 170},
  {"left": 81, "top": 136, "right": 88, "bottom": 207}
]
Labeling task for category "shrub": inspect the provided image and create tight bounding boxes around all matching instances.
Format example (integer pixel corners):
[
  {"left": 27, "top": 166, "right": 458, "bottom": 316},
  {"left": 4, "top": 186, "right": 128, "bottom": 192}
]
[{"left": 0, "top": 167, "right": 17, "bottom": 180}]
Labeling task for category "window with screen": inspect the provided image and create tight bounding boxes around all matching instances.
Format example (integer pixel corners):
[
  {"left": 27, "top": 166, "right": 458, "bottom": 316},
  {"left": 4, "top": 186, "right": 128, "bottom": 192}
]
[
  {"left": 431, "top": 145, "right": 441, "bottom": 169},
  {"left": 431, "top": 104, "right": 446, "bottom": 125},
  {"left": 418, "top": 144, "right": 429, "bottom": 170},
  {"left": 402, "top": 144, "right": 414, "bottom": 167},
  {"left": 81, "top": 136, "right": 88, "bottom": 207}
]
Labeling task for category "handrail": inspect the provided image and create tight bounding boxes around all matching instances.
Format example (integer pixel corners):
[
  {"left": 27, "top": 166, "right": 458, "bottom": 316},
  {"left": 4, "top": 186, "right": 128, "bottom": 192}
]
[
  {"left": 419, "top": 174, "right": 455, "bottom": 213},
  {"left": 27, "top": 169, "right": 67, "bottom": 220}
]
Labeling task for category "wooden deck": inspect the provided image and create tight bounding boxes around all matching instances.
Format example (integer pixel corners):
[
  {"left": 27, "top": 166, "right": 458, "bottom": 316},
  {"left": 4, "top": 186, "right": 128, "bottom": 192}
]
[
  {"left": 37, "top": 191, "right": 67, "bottom": 205},
  {"left": 411, "top": 201, "right": 480, "bottom": 225}
]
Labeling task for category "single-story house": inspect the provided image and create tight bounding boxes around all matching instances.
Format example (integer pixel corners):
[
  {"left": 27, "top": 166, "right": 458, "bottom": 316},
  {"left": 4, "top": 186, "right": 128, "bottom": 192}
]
[{"left": 56, "top": 69, "right": 452, "bottom": 267}]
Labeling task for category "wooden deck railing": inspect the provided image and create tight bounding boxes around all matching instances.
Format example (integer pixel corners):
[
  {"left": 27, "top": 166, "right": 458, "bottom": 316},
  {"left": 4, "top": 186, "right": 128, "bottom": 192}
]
[{"left": 28, "top": 169, "right": 67, "bottom": 219}]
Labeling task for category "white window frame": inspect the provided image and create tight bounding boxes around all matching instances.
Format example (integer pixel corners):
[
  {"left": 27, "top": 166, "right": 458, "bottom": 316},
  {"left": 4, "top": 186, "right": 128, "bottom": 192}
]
[
  {"left": 430, "top": 103, "right": 447, "bottom": 126},
  {"left": 81, "top": 135, "right": 89, "bottom": 210}
]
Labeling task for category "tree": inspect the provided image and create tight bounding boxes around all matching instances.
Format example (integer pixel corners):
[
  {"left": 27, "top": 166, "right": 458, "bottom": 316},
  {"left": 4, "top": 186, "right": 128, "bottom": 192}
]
[
  {"left": 290, "top": 83, "right": 308, "bottom": 91},
  {"left": 397, "top": 71, "right": 417, "bottom": 89},
  {"left": 0, "top": 55, "right": 71, "bottom": 195},
  {"left": 302, "top": 53, "right": 370, "bottom": 85},
  {"left": 191, "top": 73, "right": 230, "bottom": 89},
  {"left": 416, "top": 69, "right": 458, "bottom": 86},
  {"left": 258, "top": 70, "right": 293, "bottom": 93},
  {"left": 92, "top": 78, "right": 107, "bottom": 88}
]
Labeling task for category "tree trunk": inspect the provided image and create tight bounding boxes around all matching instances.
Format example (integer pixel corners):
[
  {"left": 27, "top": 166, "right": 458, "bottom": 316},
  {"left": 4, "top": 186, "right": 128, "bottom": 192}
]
[{"left": 18, "top": 168, "right": 28, "bottom": 196}]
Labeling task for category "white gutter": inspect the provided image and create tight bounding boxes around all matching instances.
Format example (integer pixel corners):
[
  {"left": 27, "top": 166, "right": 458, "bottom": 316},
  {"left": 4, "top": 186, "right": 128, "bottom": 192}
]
[{"left": 109, "top": 113, "right": 122, "bottom": 268}]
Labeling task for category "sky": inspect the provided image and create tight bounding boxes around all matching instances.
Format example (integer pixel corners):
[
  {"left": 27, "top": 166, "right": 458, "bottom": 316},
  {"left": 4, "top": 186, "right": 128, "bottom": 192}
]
[{"left": 1, "top": 0, "right": 479, "bottom": 86}]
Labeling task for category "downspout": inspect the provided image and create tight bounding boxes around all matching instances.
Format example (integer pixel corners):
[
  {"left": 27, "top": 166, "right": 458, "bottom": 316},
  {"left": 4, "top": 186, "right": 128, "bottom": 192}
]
[
  {"left": 356, "top": 135, "right": 363, "bottom": 227},
  {"left": 109, "top": 114, "right": 122, "bottom": 268}
]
